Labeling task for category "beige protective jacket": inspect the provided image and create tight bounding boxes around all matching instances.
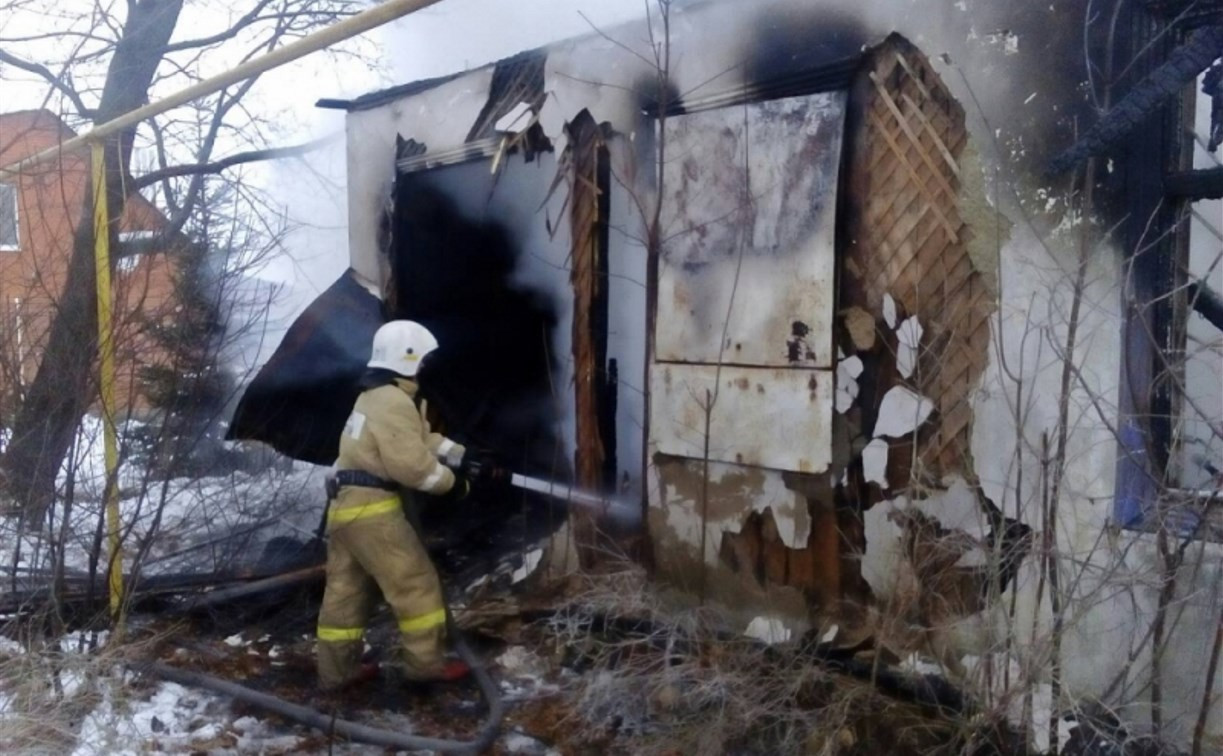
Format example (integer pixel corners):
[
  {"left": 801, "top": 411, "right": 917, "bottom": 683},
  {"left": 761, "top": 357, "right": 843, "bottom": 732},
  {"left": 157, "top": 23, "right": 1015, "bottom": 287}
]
[{"left": 332, "top": 378, "right": 465, "bottom": 509}]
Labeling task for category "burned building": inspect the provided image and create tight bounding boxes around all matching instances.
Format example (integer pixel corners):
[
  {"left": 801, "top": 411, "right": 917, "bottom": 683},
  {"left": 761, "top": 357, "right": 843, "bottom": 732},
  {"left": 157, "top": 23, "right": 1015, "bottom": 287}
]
[{"left": 232, "top": 0, "right": 1223, "bottom": 748}]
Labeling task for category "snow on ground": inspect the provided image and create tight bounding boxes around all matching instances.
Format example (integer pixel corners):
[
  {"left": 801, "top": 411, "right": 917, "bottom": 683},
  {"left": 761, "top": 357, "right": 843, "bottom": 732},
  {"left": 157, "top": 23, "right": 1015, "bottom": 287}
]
[
  {"left": 71, "top": 680, "right": 237, "bottom": 756},
  {"left": 55, "top": 642, "right": 565, "bottom": 755},
  {"left": 67, "top": 674, "right": 378, "bottom": 756},
  {"left": 503, "top": 729, "right": 560, "bottom": 755},
  {"left": 1, "top": 416, "right": 326, "bottom": 579},
  {"left": 0, "top": 419, "right": 577, "bottom": 753},
  {"left": 495, "top": 646, "right": 559, "bottom": 703},
  {"left": 897, "top": 652, "right": 947, "bottom": 677}
]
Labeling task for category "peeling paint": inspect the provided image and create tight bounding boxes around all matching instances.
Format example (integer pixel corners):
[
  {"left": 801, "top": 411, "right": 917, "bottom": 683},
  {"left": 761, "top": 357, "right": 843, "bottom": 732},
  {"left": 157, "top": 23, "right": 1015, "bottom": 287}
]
[
  {"left": 835, "top": 383, "right": 857, "bottom": 413},
  {"left": 654, "top": 457, "right": 812, "bottom": 552},
  {"left": 646, "top": 502, "right": 811, "bottom": 631},
  {"left": 841, "top": 355, "right": 864, "bottom": 379},
  {"left": 874, "top": 386, "right": 934, "bottom": 438}
]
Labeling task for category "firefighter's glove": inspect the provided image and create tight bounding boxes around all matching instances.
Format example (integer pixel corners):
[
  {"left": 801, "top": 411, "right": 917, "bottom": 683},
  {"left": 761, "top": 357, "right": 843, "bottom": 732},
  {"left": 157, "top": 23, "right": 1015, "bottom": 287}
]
[
  {"left": 461, "top": 453, "right": 511, "bottom": 490},
  {"left": 443, "top": 475, "right": 471, "bottom": 503}
]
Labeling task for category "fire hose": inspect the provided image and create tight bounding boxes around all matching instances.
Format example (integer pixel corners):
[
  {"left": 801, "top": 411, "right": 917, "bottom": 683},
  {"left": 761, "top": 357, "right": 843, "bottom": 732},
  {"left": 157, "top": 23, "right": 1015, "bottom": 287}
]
[
  {"left": 133, "top": 603, "right": 504, "bottom": 753},
  {"left": 461, "top": 453, "right": 641, "bottom": 529},
  {"left": 128, "top": 460, "right": 630, "bottom": 750}
]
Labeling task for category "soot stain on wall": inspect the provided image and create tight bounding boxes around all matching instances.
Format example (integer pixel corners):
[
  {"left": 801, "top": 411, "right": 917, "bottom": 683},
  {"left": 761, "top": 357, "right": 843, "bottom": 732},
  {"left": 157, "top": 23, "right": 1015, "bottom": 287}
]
[{"left": 743, "top": 6, "right": 869, "bottom": 84}]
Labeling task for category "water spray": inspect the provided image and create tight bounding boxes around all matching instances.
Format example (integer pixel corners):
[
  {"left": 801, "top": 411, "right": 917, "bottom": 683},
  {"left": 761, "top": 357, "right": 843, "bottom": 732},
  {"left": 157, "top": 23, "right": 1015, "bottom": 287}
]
[{"left": 507, "top": 473, "right": 641, "bottom": 529}]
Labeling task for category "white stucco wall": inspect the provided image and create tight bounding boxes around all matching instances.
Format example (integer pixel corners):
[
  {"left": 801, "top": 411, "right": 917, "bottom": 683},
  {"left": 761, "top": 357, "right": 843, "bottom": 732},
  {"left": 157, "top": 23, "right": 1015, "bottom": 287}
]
[{"left": 345, "top": 71, "right": 494, "bottom": 285}]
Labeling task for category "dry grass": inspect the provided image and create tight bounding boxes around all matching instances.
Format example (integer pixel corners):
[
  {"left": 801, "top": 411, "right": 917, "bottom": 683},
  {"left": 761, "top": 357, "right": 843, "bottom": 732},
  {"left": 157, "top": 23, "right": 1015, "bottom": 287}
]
[
  {"left": 0, "top": 620, "right": 178, "bottom": 753},
  {"left": 537, "top": 568, "right": 988, "bottom": 756},
  {"left": 0, "top": 629, "right": 109, "bottom": 752}
]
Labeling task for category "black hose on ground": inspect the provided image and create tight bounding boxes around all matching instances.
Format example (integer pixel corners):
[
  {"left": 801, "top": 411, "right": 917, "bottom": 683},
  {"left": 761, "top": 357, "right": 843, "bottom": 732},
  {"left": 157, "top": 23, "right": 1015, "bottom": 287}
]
[{"left": 135, "top": 630, "right": 504, "bottom": 753}]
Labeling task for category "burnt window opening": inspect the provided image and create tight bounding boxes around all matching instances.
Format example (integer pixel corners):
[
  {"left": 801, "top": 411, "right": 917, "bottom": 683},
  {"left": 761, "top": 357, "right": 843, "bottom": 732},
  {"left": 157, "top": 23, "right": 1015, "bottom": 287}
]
[{"left": 1114, "top": 31, "right": 1223, "bottom": 540}]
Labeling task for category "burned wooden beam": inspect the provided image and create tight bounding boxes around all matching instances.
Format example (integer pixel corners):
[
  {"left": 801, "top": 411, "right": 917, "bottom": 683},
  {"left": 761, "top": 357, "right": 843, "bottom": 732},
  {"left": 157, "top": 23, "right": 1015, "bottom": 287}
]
[
  {"left": 1048, "top": 25, "right": 1223, "bottom": 176},
  {"left": 0, "top": 560, "right": 326, "bottom": 618},
  {"left": 565, "top": 110, "right": 614, "bottom": 567},
  {"left": 183, "top": 565, "right": 325, "bottom": 611},
  {"left": 1141, "top": 0, "right": 1223, "bottom": 19},
  {"left": 1165, "top": 166, "right": 1223, "bottom": 198},
  {"left": 1187, "top": 279, "right": 1223, "bottom": 331}
]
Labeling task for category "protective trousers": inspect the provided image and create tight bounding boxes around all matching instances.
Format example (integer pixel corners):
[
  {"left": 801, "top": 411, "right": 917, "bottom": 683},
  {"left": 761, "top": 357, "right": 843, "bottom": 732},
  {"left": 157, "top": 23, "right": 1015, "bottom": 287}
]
[{"left": 316, "top": 496, "right": 447, "bottom": 689}]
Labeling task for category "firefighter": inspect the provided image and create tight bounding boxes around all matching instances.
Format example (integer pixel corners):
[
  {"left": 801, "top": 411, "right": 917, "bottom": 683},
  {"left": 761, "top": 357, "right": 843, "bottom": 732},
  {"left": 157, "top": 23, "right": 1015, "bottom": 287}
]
[{"left": 316, "top": 319, "right": 472, "bottom": 690}]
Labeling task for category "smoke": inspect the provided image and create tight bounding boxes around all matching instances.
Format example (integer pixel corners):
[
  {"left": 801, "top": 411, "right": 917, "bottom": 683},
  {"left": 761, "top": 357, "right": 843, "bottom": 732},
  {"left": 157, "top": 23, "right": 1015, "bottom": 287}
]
[
  {"left": 389, "top": 169, "right": 562, "bottom": 477},
  {"left": 383, "top": 0, "right": 650, "bottom": 84}
]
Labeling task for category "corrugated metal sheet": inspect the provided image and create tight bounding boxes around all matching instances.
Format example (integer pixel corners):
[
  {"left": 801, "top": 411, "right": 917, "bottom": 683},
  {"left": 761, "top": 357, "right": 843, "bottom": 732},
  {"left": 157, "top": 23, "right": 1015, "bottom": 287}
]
[
  {"left": 655, "top": 92, "right": 846, "bottom": 369},
  {"left": 650, "top": 363, "right": 832, "bottom": 473}
]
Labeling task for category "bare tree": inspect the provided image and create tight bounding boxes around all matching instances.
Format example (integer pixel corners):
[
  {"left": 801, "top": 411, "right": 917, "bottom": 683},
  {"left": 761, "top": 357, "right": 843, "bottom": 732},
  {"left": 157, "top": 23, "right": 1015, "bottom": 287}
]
[{"left": 0, "top": 0, "right": 363, "bottom": 520}]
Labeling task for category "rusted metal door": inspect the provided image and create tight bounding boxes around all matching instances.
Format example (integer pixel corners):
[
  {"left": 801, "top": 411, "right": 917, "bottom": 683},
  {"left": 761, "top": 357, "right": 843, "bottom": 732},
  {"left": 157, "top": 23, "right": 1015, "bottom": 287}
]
[{"left": 649, "top": 92, "right": 846, "bottom": 474}]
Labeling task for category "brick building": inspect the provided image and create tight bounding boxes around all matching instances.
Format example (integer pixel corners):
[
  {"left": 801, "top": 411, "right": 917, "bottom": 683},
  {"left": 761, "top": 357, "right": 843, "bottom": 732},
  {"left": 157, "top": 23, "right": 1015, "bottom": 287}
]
[{"left": 0, "top": 110, "right": 181, "bottom": 424}]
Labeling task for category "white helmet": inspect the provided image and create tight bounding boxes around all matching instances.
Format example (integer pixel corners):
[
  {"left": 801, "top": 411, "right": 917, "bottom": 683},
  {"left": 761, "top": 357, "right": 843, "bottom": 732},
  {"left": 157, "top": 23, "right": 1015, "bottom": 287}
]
[{"left": 367, "top": 320, "right": 438, "bottom": 378}]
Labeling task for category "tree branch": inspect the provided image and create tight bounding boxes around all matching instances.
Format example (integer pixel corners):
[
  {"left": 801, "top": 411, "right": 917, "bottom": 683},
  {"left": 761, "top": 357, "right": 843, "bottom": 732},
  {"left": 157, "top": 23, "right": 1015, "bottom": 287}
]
[
  {"left": 147, "top": 117, "right": 181, "bottom": 215},
  {"left": 158, "top": 0, "right": 282, "bottom": 53},
  {"left": 133, "top": 132, "right": 339, "bottom": 189},
  {"left": 0, "top": 49, "right": 95, "bottom": 117}
]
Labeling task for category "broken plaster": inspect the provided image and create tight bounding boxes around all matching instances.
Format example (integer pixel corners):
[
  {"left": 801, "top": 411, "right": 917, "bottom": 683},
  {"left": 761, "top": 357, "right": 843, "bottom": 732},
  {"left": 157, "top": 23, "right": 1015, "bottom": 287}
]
[
  {"left": 874, "top": 386, "right": 935, "bottom": 438},
  {"left": 835, "top": 355, "right": 864, "bottom": 413},
  {"left": 842, "top": 306, "right": 877, "bottom": 351},
  {"left": 896, "top": 316, "right": 924, "bottom": 379},
  {"left": 655, "top": 458, "right": 812, "bottom": 553},
  {"left": 863, "top": 438, "right": 890, "bottom": 489}
]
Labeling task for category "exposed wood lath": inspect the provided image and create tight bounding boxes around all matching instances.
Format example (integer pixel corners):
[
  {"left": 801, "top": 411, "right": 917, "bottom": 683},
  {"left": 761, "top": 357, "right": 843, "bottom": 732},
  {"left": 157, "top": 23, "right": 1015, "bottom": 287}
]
[
  {"left": 720, "top": 499, "right": 867, "bottom": 609},
  {"left": 843, "top": 35, "right": 993, "bottom": 485},
  {"left": 568, "top": 110, "right": 608, "bottom": 491},
  {"left": 566, "top": 110, "right": 613, "bottom": 566}
]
